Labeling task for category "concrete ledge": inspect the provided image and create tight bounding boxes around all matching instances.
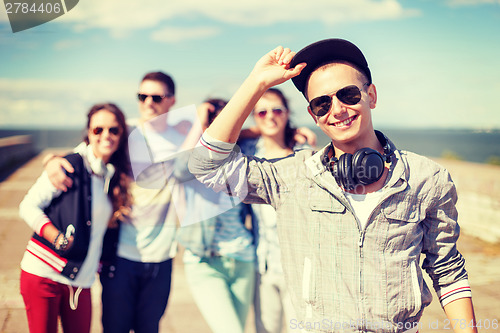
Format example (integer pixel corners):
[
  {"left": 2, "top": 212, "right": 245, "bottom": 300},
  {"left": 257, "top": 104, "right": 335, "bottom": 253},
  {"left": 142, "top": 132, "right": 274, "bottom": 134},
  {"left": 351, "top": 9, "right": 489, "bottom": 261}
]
[
  {"left": 433, "top": 158, "right": 500, "bottom": 243},
  {"left": 0, "top": 135, "right": 35, "bottom": 174}
]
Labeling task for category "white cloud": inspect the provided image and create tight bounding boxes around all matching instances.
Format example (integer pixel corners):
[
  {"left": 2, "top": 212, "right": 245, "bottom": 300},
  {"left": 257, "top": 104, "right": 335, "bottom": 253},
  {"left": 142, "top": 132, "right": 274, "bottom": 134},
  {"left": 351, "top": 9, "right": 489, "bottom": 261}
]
[
  {"left": 446, "top": 0, "right": 500, "bottom": 6},
  {"left": 53, "top": 39, "right": 83, "bottom": 50},
  {"left": 57, "top": 0, "right": 418, "bottom": 34},
  {"left": 151, "top": 26, "right": 220, "bottom": 43},
  {"left": 0, "top": 5, "right": 8, "bottom": 23},
  {"left": 0, "top": 78, "right": 137, "bottom": 127},
  {"left": 0, "top": 77, "right": 234, "bottom": 128},
  {"left": 2, "top": 0, "right": 420, "bottom": 40}
]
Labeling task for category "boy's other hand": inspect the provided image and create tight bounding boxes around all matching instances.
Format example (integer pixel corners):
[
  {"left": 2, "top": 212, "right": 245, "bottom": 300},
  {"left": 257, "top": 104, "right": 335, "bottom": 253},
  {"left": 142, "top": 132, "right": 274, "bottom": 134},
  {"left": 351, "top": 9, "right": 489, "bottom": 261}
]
[{"left": 46, "top": 157, "right": 74, "bottom": 192}]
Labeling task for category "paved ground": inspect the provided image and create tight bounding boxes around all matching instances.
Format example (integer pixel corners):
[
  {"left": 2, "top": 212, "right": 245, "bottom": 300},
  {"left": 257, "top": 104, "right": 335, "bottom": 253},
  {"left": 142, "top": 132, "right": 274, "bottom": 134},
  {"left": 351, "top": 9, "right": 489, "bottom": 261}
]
[{"left": 1, "top": 151, "right": 500, "bottom": 333}]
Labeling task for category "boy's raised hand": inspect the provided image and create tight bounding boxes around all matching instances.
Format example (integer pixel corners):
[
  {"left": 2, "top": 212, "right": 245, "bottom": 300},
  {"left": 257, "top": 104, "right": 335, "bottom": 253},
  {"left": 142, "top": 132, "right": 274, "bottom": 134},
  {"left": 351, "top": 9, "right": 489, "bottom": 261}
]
[
  {"left": 250, "top": 46, "right": 307, "bottom": 89},
  {"left": 204, "top": 46, "right": 306, "bottom": 144}
]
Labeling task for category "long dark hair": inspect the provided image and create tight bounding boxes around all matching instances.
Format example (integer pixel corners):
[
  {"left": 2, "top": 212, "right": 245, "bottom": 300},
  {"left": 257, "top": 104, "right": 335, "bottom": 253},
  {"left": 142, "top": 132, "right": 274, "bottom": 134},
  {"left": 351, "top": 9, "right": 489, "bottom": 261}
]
[
  {"left": 84, "top": 103, "right": 132, "bottom": 226},
  {"left": 205, "top": 98, "right": 228, "bottom": 125},
  {"left": 265, "top": 88, "right": 297, "bottom": 149}
]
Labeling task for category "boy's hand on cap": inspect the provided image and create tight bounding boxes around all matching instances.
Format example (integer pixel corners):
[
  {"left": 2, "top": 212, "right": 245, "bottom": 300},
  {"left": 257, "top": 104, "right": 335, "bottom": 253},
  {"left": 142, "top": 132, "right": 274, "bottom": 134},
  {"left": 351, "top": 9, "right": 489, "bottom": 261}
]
[
  {"left": 196, "top": 102, "right": 215, "bottom": 131},
  {"left": 251, "top": 46, "right": 307, "bottom": 89}
]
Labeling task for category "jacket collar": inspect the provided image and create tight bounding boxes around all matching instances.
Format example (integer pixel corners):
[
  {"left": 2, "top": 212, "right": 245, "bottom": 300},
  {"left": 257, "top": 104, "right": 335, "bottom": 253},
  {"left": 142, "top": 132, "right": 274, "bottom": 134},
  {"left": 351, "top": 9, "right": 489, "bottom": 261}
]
[{"left": 82, "top": 144, "right": 116, "bottom": 194}]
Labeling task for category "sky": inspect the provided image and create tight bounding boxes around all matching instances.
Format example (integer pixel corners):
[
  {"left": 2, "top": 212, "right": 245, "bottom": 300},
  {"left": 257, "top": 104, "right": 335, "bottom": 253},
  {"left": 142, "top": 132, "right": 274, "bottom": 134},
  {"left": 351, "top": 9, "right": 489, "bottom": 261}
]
[{"left": 1, "top": 0, "right": 499, "bottom": 129}]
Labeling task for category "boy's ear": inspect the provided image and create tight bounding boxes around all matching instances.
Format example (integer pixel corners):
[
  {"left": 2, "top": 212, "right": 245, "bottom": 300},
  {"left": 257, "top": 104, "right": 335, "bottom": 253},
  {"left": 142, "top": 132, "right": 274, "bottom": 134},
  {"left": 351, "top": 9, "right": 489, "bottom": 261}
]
[
  {"left": 307, "top": 106, "right": 319, "bottom": 125},
  {"left": 367, "top": 84, "right": 377, "bottom": 109},
  {"left": 169, "top": 96, "right": 176, "bottom": 108}
]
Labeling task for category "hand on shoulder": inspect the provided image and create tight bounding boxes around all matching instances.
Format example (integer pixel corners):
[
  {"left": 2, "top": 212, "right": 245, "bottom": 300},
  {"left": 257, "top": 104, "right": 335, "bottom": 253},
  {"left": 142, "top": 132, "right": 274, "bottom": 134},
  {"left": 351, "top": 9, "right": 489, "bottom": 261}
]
[{"left": 46, "top": 156, "right": 74, "bottom": 192}]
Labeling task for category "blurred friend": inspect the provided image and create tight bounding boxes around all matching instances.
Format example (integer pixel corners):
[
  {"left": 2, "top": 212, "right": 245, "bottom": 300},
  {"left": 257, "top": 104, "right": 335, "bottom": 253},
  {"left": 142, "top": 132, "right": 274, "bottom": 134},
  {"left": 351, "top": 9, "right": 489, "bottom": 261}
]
[
  {"left": 19, "top": 103, "right": 132, "bottom": 333},
  {"left": 45, "top": 72, "right": 193, "bottom": 332}
]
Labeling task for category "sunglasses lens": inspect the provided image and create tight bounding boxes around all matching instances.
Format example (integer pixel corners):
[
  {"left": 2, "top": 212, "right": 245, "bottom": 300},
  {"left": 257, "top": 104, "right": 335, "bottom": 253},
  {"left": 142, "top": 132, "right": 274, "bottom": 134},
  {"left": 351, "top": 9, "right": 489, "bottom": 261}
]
[
  {"left": 309, "top": 95, "right": 332, "bottom": 117},
  {"left": 109, "top": 127, "right": 121, "bottom": 135},
  {"left": 92, "top": 127, "right": 121, "bottom": 136},
  {"left": 138, "top": 94, "right": 166, "bottom": 103},
  {"left": 256, "top": 107, "right": 286, "bottom": 118},
  {"left": 272, "top": 108, "right": 284, "bottom": 116},
  {"left": 151, "top": 95, "right": 163, "bottom": 103},
  {"left": 92, "top": 127, "right": 103, "bottom": 135},
  {"left": 337, "top": 86, "right": 362, "bottom": 105},
  {"left": 309, "top": 85, "right": 363, "bottom": 116}
]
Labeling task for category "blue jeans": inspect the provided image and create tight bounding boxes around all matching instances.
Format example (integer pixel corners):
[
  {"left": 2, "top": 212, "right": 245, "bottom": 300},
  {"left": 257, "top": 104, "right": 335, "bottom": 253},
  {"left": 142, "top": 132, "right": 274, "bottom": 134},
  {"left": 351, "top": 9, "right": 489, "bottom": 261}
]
[
  {"left": 100, "top": 257, "right": 173, "bottom": 333},
  {"left": 184, "top": 256, "right": 255, "bottom": 333}
]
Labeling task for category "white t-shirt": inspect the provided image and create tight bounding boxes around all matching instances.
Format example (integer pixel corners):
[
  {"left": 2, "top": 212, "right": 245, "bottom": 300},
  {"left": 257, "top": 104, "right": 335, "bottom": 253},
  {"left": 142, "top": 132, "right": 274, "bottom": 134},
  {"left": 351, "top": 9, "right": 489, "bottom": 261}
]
[
  {"left": 118, "top": 124, "right": 186, "bottom": 263},
  {"left": 344, "top": 189, "right": 385, "bottom": 230}
]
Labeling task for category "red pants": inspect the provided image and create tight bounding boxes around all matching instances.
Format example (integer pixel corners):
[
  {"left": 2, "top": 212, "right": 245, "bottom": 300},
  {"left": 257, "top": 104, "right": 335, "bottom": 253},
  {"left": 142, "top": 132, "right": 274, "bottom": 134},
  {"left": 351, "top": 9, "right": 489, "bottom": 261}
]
[{"left": 20, "top": 270, "right": 92, "bottom": 333}]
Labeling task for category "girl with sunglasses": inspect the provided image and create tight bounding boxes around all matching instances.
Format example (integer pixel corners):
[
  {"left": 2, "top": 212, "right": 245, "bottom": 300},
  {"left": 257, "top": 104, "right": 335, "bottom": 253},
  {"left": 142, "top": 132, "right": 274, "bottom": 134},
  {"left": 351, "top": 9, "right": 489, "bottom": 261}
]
[
  {"left": 242, "top": 88, "right": 306, "bottom": 333},
  {"left": 19, "top": 103, "right": 132, "bottom": 333},
  {"left": 250, "top": 88, "right": 299, "bottom": 157}
]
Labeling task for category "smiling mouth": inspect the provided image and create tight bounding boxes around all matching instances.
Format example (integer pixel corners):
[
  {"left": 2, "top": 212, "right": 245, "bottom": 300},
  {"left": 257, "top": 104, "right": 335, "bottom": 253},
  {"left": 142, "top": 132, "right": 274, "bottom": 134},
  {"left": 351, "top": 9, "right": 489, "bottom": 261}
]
[
  {"left": 99, "top": 139, "right": 115, "bottom": 147},
  {"left": 333, "top": 115, "right": 357, "bottom": 127}
]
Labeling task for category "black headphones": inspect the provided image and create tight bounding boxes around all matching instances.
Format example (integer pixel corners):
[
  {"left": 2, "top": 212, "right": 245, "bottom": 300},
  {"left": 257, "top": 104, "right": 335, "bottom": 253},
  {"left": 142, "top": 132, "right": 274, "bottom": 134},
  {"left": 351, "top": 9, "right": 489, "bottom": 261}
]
[{"left": 322, "top": 131, "right": 394, "bottom": 190}]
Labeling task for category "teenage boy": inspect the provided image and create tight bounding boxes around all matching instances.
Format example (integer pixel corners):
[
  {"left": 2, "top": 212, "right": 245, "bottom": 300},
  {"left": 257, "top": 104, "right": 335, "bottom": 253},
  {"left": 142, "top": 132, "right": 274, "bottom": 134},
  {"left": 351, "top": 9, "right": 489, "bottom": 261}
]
[{"left": 188, "top": 39, "right": 477, "bottom": 332}]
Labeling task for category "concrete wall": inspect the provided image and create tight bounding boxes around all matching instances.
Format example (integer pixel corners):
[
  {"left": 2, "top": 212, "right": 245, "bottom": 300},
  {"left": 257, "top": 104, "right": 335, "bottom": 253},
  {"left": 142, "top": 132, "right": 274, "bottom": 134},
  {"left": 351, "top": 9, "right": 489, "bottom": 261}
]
[
  {"left": 434, "top": 158, "right": 500, "bottom": 243},
  {"left": 0, "top": 135, "right": 35, "bottom": 174}
]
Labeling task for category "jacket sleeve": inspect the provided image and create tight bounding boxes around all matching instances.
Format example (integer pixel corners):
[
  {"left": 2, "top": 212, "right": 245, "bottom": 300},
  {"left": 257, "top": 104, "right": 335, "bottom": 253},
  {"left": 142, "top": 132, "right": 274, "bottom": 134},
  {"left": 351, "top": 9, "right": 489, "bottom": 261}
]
[
  {"left": 172, "top": 149, "right": 195, "bottom": 183},
  {"left": 188, "top": 132, "right": 293, "bottom": 209},
  {"left": 19, "top": 171, "right": 62, "bottom": 236},
  {"left": 421, "top": 168, "right": 472, "bottom": 307}
]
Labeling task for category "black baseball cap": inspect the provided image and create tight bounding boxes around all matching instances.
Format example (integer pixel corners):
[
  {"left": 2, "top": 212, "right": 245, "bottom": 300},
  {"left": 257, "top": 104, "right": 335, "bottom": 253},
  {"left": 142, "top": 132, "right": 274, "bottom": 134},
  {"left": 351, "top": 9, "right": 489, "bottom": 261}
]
[{"left": 290, "top": 38, "right": 372, "bottom": 97}]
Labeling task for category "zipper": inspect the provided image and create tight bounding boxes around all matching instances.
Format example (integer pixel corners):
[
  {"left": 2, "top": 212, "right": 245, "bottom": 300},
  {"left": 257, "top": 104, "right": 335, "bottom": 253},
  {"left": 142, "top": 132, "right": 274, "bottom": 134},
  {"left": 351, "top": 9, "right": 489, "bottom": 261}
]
[
  {"left": 307, "top": 153, "right": 410, "bottom": 329},
  {"left": 358, "top": 231, "right": 365, "bottom": 250},
  {"left": 359, "top": 229, "right": 365, "bottom": 326},
  {"left": 343, "top": 180, "right": 407, "bottom": 330}
]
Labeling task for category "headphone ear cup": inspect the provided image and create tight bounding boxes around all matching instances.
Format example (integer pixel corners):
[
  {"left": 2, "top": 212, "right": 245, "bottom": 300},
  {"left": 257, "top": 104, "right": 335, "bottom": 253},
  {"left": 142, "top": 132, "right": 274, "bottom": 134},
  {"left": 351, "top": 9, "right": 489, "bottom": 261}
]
[
  {"left": 332, "top": 156, "right": 343, "bottom": 188},
  {"left": 334, "top": 153, "right": 355, "bottom": 190},
  {"left": 352, "top": 148, "right": 384, "bottom": 185},
  {"left": 343, "top": 153, "right": 355, "bottom": 190}
]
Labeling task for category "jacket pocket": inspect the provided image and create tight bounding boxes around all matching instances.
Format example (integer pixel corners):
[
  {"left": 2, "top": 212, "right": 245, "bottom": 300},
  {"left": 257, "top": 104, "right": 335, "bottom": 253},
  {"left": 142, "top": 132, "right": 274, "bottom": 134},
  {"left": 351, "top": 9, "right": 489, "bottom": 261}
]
[
  {"left": 385, "top": 258, "right": 424, "bottom": 324},
  {"left": 408, "top": 260, "right": 422, "bottom": 318},
  {"left": 302, "top": 256, "right": 316, "bottom": 319},
  {"left": 383, "top": 199, "right": 422, "bottom": 223},
  {"left": 381, "top": 199, "right": 425, "bottom": 252},
  {"left": 381, "top": 198, "right": 426, "bottom": 323},
  {"left": 309, "top": 186, "right": 345, "bottom": 214}
]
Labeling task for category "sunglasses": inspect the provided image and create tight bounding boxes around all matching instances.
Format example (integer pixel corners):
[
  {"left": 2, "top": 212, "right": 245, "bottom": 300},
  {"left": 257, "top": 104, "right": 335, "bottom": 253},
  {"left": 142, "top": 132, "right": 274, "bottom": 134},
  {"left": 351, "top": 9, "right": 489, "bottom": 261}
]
[
  {"left": 91, "top": 126, "right": 121, "bottom": 136},
  {"left": 309, "top": 84, "right": 366, "bottom": 117},
  {"left": 255, "top": 107, "right": 286, "bottom": 118},
  {"left": 137, "top": 93, "right": 172, "bottom": 103}
]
